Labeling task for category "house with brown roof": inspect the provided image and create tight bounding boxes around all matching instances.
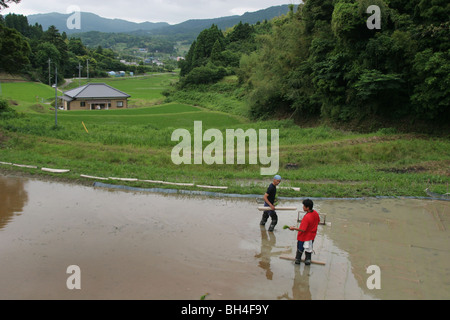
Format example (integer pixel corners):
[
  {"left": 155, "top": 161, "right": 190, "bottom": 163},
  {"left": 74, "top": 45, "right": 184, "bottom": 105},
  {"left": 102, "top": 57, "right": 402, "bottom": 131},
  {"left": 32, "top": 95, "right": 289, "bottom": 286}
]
[{"left": 61, "top": 83, "right": 131, "bottom": 111}]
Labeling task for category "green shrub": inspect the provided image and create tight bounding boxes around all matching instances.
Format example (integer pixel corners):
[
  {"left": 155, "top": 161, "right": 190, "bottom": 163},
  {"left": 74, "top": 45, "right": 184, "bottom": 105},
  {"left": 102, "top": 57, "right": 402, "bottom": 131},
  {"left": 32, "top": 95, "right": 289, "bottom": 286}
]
[
  {"left": 0, "top": 98, "right": 18, "bottom": 119},
  {"left": 0, "top": 98, "right": 8, "bottom": 112},
  {"left": 182, "top": 65, "right": 227, "bottom": 86}
]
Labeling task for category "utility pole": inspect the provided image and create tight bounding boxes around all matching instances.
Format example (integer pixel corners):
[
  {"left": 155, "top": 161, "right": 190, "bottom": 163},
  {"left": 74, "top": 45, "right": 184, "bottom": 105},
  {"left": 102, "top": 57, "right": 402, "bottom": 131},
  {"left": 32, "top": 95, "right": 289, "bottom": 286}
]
[
  {"left": 78, "top": 62, "right": 82, "bottom": 87},
  {"left": 48, "top": 58, "right": 51, "bottom": 86},
  {"left": 54, "top": 65, "right": 58, "bottom": 127},
  {"left": 86, "top": 59, "right": 89, "bottom": 82}
]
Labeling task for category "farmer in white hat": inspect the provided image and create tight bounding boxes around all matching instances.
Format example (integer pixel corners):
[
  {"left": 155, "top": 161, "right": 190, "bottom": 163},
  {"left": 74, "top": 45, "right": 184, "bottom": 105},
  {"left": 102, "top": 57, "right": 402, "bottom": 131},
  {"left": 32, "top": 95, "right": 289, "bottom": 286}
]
[{"left": 260, "top": 175, "right": 282, "bottom": 232}]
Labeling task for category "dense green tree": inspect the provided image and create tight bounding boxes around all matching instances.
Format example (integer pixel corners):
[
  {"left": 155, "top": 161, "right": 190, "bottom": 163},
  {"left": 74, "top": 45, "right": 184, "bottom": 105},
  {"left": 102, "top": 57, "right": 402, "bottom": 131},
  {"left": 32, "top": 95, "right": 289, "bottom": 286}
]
[
  {"left": 68, "top": 38, "right": 88, "bottom": 56},
  {"left": 388, "top": 0, "right": 420, "bottom": 15},
  {"left": 414, "top": 0, "right": 450, "bottom": 24},
  {"left": 192, "top": 25, "right": 225, "bottom": 66},
  {"left": 0, "top": 24, "right": 31, "bottom": 73},
  {"left": 234, "top": 0, "right": 449, "bottom": 124},
  {"left": 41, "top": 25, "right": 68, "bottom": 76},
  {"left": 181, "top": 20, "right": 274, "bottom": 88},
  {"left": 302, "top": 0, "right": 335, "bottom": 34},
  {"left": 183, "top": 64, "right": 227, "bottom": 85},
  {"left": 4, "top": 13, "right": 28, "bottom": 33},
  {"left": 411, "top": 48, "right": 450, "bottom": 121},
  {"left": 31, "top": 42, "right": 63, "bottom": 84},
  {"left": 4, "top": 13, "right": 43, "bottom": 39},
  {"left": 34, "top": 42, "right": 61, "bottom": 66},
  {"left": 210, "top": 39, "right": 224, "bottom": 64},
  {"left": 179, "top": 40, "right": 196, "bottom": 77},
  {"left": 226, "top": 22, "right": 254, "bottom": 43},
  {"left": 179, "top": 25, "right": 227, "bottom": 84},
  {"left": 240, "top": 7, "right": 310, "bottom": 118}
]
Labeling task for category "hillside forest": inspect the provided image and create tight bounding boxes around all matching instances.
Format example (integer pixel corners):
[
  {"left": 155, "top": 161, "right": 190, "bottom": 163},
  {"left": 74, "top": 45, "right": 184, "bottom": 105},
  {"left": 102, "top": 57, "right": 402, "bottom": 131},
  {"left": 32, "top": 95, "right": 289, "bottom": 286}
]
[{"left": 176, "top": 1, "right": 449, "bottom": 128}]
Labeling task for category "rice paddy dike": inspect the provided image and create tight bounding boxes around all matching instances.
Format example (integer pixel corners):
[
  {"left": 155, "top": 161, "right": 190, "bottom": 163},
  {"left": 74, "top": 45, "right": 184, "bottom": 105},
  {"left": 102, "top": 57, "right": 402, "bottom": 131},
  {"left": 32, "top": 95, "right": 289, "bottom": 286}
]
[{"left": 0, "top": 74, "right": 449, "bottom": 199}]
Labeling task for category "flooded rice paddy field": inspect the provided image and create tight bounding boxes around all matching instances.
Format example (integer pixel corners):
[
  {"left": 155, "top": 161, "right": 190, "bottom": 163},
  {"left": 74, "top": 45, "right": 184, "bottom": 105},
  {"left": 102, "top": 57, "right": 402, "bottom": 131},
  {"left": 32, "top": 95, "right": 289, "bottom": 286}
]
[{"left": 0, "top": 174, "right": 449, "bottom": 300}]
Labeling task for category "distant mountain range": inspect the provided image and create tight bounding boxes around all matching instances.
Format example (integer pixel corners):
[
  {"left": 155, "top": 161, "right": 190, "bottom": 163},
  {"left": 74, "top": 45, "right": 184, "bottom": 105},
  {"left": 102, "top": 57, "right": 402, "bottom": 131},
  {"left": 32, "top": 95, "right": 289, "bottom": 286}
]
[
  {"left": 27, "top": 5, "right": 295, "bottom": 36},
  {"left": 27, "top": 12, "right": 169, "bottom": 34}
]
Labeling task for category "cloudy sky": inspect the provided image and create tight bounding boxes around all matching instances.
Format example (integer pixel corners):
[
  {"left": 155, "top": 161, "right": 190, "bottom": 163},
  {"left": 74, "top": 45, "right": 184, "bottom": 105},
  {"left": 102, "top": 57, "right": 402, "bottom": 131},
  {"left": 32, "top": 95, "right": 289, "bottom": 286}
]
[{"left": 2, "top": 0, "right": 300, "bottom": 24}]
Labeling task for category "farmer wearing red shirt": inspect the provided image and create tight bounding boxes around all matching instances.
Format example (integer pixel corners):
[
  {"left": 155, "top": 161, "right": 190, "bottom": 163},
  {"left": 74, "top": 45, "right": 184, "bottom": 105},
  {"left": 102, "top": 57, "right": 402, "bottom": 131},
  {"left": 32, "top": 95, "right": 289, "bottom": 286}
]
[{"left": 289, "top": 199, "right": 320, "bottom": 265}]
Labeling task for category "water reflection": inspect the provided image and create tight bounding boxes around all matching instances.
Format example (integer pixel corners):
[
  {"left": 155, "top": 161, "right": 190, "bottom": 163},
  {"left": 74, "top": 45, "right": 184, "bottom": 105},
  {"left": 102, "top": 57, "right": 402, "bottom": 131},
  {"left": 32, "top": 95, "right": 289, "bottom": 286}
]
[
  {"left": 277, "top": 266, "right": 312, "bottom": 300},
  {"left": 255, "top": 226, "right": 291, "bottom": 280},
  {"left": 255, "top": 225, "right": 314, "bottom": 300},
  {"left": 0, "top": 176, "right": 28, "bottom": 230}
]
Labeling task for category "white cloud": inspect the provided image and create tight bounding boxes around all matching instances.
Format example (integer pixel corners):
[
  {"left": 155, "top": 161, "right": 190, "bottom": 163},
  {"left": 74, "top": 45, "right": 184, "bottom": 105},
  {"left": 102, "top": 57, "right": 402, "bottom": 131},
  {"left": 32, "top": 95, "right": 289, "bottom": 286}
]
[
  {"left": 229, "top": 7, "right": 260, "bottom": 16},
  {"left": 1, "top": 0, "right": 300, "bottom": 24}
]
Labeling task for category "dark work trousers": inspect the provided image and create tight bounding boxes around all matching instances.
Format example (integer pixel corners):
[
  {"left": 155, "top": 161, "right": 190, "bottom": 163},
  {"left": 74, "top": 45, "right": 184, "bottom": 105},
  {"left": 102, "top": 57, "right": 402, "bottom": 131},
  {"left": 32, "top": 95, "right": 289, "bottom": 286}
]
[{"left": 260, "top": 208, "right": 278, "bottom": 231}]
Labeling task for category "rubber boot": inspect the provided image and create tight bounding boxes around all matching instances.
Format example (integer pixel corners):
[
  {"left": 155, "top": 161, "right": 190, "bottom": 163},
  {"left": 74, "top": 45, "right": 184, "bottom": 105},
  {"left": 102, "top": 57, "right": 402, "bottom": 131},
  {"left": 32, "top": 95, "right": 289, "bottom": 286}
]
[
  {"left": 260, "top": 211, "right": 269, "bottom": 226},
  {"left": 295, "top": 250, "right": 303, "bottom": 265},
  {"left": 268, "top": 220, "right": 277, "bottom": 232},
  {"left": 305, "top": 252, "right": 312, "bottom": 265}
]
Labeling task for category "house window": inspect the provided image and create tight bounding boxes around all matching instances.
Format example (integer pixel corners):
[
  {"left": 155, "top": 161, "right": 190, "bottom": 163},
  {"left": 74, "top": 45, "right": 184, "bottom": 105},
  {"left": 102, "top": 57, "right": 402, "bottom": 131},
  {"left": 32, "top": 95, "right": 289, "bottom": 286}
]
[
  {"left": 80, "top": 102, "right": 86, "bottom": 107},
  {"left": 117, "top": 101, "right": 124, "bottom": 108}
]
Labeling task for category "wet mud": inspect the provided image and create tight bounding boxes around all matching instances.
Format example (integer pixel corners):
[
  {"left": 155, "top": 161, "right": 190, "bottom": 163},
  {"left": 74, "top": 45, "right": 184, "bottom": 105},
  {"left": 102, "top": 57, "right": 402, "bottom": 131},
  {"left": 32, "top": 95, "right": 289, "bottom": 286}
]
[{"left": 0, "top": 175, "right": 448, "bottom": 300}]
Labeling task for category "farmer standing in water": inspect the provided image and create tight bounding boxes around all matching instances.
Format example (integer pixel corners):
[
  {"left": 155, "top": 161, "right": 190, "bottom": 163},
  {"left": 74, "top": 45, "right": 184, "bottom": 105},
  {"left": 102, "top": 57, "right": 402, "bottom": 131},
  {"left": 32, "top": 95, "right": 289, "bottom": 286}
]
[
  {"left": 260, "top": 175, "right": 281, "bottom": 232},
  {"left": 289, "top": 199, "right": 320, "bottom": 265}
]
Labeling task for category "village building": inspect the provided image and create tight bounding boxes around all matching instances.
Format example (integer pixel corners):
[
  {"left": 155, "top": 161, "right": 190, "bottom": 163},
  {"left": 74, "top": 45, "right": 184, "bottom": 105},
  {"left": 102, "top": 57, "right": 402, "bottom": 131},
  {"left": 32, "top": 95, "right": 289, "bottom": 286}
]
[{"left": 61, "top": 83, "right": 131, "bottom": 111}]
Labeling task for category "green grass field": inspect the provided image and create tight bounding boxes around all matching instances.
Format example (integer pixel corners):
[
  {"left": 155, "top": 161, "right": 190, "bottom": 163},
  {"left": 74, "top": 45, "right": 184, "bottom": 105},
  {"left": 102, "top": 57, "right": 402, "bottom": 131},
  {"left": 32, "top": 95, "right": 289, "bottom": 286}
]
[
  {"left": 1, "top": 73, "right": 179, "bottom": 112},
  {"left": 1, "top": 82, "right": 55, "bottom": 103},
  {"left": 1, "top": 75, "right": 449, "bottom": 198}
]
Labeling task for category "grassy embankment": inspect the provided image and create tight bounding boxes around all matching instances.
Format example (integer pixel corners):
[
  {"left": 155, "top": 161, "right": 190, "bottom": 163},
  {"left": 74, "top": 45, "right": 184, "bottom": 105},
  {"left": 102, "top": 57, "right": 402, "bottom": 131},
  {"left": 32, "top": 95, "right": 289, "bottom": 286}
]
[{"left": 0, "top": 74, "right": 449, "bottom": 198}]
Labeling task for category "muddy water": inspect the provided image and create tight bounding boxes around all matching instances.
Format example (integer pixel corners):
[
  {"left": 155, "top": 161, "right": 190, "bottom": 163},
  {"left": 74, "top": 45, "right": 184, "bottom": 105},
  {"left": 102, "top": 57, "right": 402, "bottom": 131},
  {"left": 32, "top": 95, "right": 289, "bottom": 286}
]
[{"left": 0, "top": 175, "right": 449, "bottom": 300}]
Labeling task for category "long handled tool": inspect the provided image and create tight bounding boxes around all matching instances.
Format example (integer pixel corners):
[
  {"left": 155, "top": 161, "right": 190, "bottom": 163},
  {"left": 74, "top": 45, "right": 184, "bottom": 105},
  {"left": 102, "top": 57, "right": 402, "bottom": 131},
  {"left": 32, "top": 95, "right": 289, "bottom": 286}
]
[
  {"left": 279, "top": 255, "right": 326, "bottom": 266},
  {"left": 257, "top": 207, "right": 297, "bottom": 211}
]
